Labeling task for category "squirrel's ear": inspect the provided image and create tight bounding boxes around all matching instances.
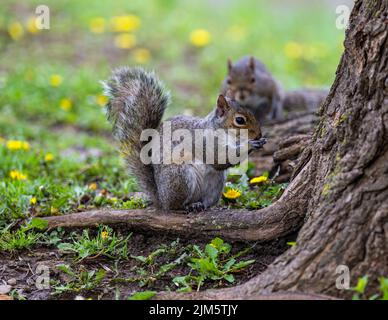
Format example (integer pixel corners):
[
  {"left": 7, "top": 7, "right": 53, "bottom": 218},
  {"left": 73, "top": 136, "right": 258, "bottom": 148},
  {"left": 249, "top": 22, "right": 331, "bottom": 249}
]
[
  {"left": 216, "top": 95, "right": 230, "bottom": 118},
  {"left": 249, "top": 56, "right": 255, "bottom": 72},
  {"left": 227, "top": 59, "right": 233, "bottom": 73}
]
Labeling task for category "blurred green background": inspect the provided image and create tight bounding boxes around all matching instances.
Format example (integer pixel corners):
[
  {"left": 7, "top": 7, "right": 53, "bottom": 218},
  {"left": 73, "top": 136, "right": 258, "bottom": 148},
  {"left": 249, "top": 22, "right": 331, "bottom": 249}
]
[{"left": 0, "top": 0, "right": 349, "bottom": 224}]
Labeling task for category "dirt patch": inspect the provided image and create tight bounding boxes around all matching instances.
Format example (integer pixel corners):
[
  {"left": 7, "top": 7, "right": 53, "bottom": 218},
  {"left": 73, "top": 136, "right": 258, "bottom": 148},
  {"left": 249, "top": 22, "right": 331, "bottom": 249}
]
[{"left": 0, "top": 227, "right": 295, "bottom": 300}]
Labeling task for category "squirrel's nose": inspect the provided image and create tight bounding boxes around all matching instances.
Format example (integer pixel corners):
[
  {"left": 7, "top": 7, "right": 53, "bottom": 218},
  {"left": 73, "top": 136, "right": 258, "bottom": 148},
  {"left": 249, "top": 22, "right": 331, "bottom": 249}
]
[{"left": 239, "top": 93, "right": 246, "bottom": 100}]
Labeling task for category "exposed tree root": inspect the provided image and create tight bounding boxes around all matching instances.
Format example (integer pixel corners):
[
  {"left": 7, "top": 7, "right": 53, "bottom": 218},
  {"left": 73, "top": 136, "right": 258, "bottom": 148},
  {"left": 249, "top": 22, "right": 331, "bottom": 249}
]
[
  {"left": 273, "top": 134, "right": 311, "bottom": 162},
  {"left": 44, "top": 199, "right": 303, "bottom": 242},
  {"left": 43, "top": 161, "right": 311, "bottom": 243},
  {"left": 250, "top": 111, "right": 317, "bottom": 182}
]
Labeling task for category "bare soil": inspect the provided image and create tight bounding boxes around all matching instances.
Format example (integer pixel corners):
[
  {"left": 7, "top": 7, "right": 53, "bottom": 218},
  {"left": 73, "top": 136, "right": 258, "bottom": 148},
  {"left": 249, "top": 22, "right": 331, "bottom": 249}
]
[{"left": 0, "top": 226, "right": 295, "bottom": 300}]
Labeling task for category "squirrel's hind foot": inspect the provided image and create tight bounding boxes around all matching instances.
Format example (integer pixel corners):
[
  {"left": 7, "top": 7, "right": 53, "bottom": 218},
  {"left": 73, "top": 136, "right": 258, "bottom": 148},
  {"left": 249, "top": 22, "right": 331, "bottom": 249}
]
[{"left": 185, "top": 202, "right": 206, "bottom": 213}]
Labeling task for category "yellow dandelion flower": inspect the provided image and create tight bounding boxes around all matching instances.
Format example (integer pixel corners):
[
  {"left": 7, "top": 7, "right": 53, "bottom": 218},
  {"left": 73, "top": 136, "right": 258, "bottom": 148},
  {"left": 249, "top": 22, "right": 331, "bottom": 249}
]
[
  {"left": 223, "top": 188, "right": 241, "bottom": 200},
  {"left": 284, "top": 41, "right": 303, "bottom": 59},
  {"left": 89, "top": 182, "right": 98, "bottom": 191},
  {"left": 60, "top": 98, "right": 72, "bottom": 111},
  {"left": 50, "top": 207, "right": 59, "bottom": 214},
  {"left": 44, "top": 153, "right": 54, "bottom": 162},
  {"left": 6, "top": 140, "right": 30, "bottom": 151},
  {"left": 189, "top": 29, "right": 211, "bottom": 47},
  {"left": 50, "top": 74, "right": 63, "bottom": 87},
  {"left": 132, "top": 48, "right": 151, "bottom": 64},
  {"left": 95, "top": 94, "right": 108, "bottom": 107},
  {"left": 110, "top": 15, "right": 141, "bottom": 33},
  {"left": 9, "top": 170, "right": 28, "bottom": 181},
  {"left": 89, "top": 17, "right": 106, "bottom": 34},
  {"left": 114, "top": 33, "right": 136, "bottom": 49},
  {"left": 249, "top": 176, "right": 268, "bottom": 184},
  {"left": 227, "top": 25, "right": 246, "bottom": 42},
  {"left": 30, "top": 197, "right": 37, "bottom": 205},
  {"left": 101, "top": 231, "right": 109, "bottom": 239},
  {"left": 8, "top": 21, "right": 24, "bottom": 41},
  {"left": 26, "top": 17, "right": 40, "bottom": 34}
]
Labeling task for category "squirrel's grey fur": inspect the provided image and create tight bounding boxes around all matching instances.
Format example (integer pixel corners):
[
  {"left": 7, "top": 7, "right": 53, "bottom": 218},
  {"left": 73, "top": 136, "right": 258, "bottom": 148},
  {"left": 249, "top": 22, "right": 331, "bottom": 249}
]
[
  {"left": 221, "top": 56, "right": 328, "bottom": 123},
  {"left": 103, "top": 67, "right": 170, "bottom": 205},
  {"left": 221, "top": 56, "right": 284, "bottom": 123},
  {"left": 103, "top": 67, "right": 264, "bottom": 211}
]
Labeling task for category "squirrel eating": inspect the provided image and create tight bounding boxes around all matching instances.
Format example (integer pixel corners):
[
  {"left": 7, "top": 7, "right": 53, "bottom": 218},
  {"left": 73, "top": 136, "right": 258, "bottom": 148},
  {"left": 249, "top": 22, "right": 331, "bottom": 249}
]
[{"left": 103, "top": 67, "right": 265, "bottom": 212}]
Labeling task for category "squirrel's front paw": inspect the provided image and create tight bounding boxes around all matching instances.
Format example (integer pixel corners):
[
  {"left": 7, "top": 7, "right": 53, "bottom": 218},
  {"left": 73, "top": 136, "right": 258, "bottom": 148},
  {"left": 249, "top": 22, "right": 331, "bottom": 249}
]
[
  {"left": 185, "top": 202, "right": 205, "bottom": 213},
  {"left": 249, "top": 138, "right": 267, "bottom": 150}
]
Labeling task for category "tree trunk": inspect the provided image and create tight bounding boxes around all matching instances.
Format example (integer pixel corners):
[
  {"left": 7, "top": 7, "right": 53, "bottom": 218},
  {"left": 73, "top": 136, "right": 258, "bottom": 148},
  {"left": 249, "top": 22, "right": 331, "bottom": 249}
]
[
  {"left": 256, "top": 0, "right": 388, "bottom": 296},
  {"left": 156, "top": 0, "right": 388, "bottom": 299}
]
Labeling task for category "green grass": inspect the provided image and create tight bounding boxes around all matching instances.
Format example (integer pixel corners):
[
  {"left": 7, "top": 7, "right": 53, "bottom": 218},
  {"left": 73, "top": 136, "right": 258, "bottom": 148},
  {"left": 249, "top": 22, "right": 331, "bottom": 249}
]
[
  {"left": 52, "top": 264, "right": 106, "bottom": 296},
  {"left": 0, "top": 226, "right": 42, "bottom": 253},
  {"left": 222, "top": 172, "right": 287, "bottom": 209},
  {"left": 173, "top": 237, "right": 255, "bottom": 292},
  {"left": 0, "top": 134, "right": 138, "bottom": 224},
  {"left": 57, "top": 226, "right": 132, "bottom": 262}
]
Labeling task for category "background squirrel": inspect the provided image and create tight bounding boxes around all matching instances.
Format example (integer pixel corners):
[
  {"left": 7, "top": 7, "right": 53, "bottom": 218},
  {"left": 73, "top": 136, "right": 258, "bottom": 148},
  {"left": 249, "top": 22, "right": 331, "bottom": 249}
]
[
  {"left": 103, "top": 67, "right": 265, "bottom": 212},
  {"left": 221, "top": 56, "right": 283, "bottom": 123},
  {"left": 221, "top": 56, "right": 328, "bottom": 123}
]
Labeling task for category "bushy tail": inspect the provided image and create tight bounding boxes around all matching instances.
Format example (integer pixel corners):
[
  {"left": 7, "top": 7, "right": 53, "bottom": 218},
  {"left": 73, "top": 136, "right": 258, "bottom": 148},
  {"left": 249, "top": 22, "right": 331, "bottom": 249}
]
[
  {"left": 283, "top": 88, "right": 328, "bottom": 112},
  {"left": 102, "top": 67, "right": 170, "bottom": 202}
]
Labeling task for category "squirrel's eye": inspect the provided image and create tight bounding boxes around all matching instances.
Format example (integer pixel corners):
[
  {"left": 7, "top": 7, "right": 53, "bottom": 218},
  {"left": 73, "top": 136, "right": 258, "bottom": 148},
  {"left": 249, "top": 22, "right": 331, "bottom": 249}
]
[
  {"left": 227, "top": 78, "right": 232, "bottom": 85},
  {"left": 250, "top": 77, "right": 255, "bottom": 83},
  {"left": 234, "top": 116, "right": 246, "bottom": 126}
]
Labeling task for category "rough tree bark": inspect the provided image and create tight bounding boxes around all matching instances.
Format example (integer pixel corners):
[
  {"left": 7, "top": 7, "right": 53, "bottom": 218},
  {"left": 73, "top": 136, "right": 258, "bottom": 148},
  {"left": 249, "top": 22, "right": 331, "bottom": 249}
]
[{"left": 156, "top": 0, "right": 388, "bottom": 299}]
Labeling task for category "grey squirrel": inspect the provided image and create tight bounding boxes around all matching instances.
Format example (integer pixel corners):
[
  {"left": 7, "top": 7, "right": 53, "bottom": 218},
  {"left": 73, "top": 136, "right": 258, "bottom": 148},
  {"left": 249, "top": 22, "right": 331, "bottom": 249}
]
[
  {"left": 221, "top": 56, "right": 283, "bottom": 123},
  {"left": 103, "top": 67, "right": 265, "bottom": 212},
  {"left": 221, "top": 56, "right": 328, "bottom": 122}
]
